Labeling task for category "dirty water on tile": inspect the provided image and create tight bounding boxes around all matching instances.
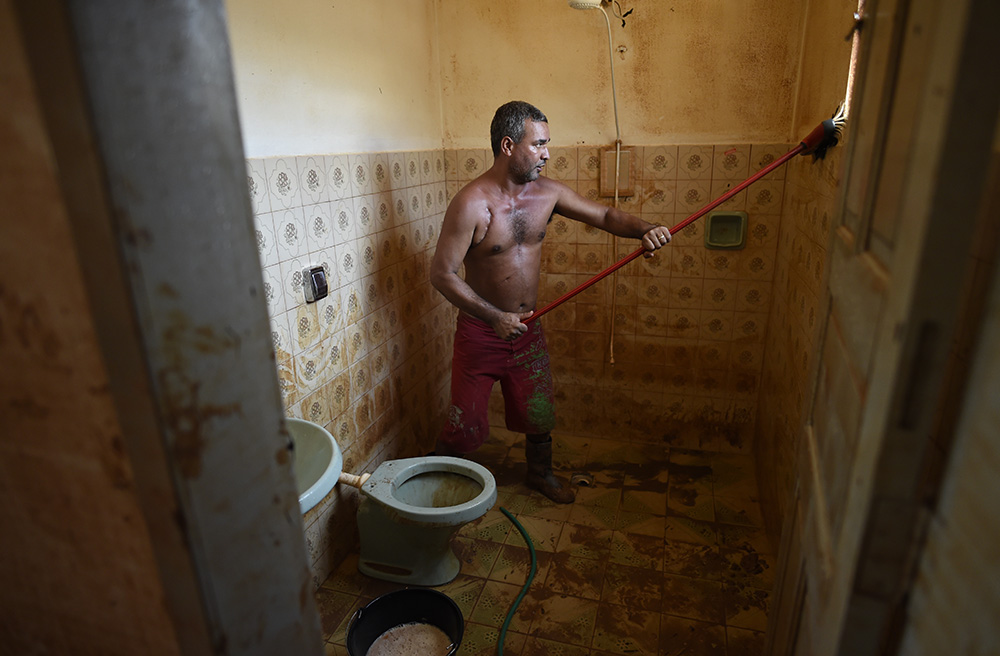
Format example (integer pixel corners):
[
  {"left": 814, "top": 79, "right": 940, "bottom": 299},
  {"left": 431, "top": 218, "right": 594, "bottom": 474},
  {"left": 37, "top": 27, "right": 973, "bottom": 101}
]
[{"left": 318, "top": 429, "right": 772, "bottom": 654}]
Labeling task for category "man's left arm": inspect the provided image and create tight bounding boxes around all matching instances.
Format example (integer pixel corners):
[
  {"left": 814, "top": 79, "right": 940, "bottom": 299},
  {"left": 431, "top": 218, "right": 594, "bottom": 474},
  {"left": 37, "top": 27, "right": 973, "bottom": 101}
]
[{"left": 550, "top": 179, "right": 671, "bottom": 253}]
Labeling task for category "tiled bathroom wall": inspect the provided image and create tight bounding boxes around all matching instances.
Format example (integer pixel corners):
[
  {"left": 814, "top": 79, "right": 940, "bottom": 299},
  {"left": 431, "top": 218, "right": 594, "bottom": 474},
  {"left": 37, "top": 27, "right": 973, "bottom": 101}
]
[
  {"left": 246, "top": 150, "right": 457, "bottom": 586},
  {"left": 473, "top": 143, "right": 795, "bottom": 455},
  {"left": 755, "top": 151, "right": 841, "bottom": 542},
  {"left": 249, "top": 141, "right": 796, "bottom": 586}
]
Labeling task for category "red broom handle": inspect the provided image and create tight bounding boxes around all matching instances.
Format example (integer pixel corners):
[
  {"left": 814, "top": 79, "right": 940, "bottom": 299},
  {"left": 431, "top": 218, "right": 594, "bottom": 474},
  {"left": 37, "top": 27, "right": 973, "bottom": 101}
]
[{"left": 525, "top": 141, "right": 806, "bottom": 324}]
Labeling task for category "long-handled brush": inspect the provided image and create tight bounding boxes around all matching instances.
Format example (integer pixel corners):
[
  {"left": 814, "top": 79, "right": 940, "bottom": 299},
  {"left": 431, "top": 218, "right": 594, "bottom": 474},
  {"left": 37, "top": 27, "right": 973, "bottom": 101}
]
[{"left": 525, "top": 109, "right": 846, "bottom": 325}]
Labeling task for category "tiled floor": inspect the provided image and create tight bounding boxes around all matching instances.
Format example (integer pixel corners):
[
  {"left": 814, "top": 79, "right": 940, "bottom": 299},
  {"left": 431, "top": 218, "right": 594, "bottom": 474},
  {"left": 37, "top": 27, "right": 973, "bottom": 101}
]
[{"left": 316, "top": 428, "right": 773, "bottom": 655}]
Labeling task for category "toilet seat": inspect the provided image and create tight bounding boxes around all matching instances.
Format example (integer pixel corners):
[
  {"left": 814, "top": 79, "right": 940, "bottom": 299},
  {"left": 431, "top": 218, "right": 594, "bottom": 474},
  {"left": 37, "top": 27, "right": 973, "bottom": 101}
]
[{"left": 361, "top": 456, "right": 496, "bottom": 524}]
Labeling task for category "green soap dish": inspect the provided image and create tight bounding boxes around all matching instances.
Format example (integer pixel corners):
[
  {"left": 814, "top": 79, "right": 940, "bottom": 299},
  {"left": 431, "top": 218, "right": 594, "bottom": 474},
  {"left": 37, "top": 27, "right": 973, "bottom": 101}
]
[{"left": 704, "top": 211, "right": 747, "bottom": 250}]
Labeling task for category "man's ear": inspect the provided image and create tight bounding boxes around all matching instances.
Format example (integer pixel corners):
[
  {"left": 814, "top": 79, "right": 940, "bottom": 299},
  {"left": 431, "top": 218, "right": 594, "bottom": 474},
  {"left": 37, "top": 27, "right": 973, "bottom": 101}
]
[{"left": 500, "top": 135, "right": 516, "bottom": 156}]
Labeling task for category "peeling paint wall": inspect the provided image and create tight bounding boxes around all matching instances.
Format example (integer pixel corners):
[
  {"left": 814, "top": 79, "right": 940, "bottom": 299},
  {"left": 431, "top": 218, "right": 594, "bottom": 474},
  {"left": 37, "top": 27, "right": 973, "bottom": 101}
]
[
  {"left": 0, "top": 2, "right": 182, "bottom": 650},
  {"left": 438, "top": 0, "right": 807, "bottom": 148}
]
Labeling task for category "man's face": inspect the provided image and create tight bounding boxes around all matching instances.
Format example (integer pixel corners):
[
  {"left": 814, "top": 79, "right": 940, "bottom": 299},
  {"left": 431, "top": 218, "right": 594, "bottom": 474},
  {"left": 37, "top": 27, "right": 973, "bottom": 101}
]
[{"left": 509, "top": 119, "right": 551, "bottom": 184}]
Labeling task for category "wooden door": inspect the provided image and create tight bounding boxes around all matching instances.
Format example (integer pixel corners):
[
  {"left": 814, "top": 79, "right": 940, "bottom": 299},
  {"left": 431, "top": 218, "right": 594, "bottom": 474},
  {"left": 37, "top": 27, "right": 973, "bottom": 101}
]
[{"left": 769, "top": 0, "right": 1000, "bottom": 653}]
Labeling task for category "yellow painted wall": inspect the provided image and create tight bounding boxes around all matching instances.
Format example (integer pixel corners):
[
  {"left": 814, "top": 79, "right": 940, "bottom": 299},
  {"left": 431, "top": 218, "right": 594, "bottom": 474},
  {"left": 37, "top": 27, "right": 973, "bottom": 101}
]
[
  {"left": 439, "top": 0, "right": 807, "bottom": 148},
  {"left": 226, "top": 0, "right": 443, "bottom": 157},
  {"left": 224, "top": 0, "right": 858, "bottom": 155}
]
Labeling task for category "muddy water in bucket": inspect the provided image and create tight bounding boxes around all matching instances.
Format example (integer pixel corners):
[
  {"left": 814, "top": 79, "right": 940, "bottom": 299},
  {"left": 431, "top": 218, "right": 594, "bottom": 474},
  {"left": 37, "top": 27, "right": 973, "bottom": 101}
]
[
  {"left": 366, "top": 622, "right": 453, "bottom": 655},
  {"left": 346, "top": 589, "right": 463, "bottom": 656}
]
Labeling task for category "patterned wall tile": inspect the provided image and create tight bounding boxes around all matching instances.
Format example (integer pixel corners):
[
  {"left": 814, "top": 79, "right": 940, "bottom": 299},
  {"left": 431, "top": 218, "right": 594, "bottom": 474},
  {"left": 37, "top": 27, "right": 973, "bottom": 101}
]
[
  {"left": 261, "top": 263, "right": 286, "bottom": 316},
  {"left": 407, "top": 188, "right": 423, "bottom": 224},
  {"left": 668, "top": 277, "right": 704, "bottom": 309},
  {"left": 352, "top": 195, "right": 376, "bottom": 239},
  {"left": 750, "top": 144, "right": 793, "bottom": 180},
  {"left": 577, "top": 244, "right": 611, "bottom": 274},
  {"left": 404, "top": 151, "right": 421, "bottom": 188},
  {"left": 671, "top": 246, "right": 706, "bottom": 278},
  {"left": 292, "top": 302, "right": 322, "bottom": 356},
  {"left": 430, "top": 150, "right": 447, "bottom": 184},
  {"left": 676, "top": 179, "right": 713, "bottom": 215},
  {"left": 264, "top": 157, "right": 302, "bottom": 210},
  {"left": 253, "top": 211, "right": 279, "bottom": 268},
  {"left": 303, "top": 202, "right": 334, "bottom": 253},
  {"left": 746, "top": 180, "right": 784, "bottom": 215},
  {"left": 298, "top": 155, "right": 328, "bottom": 205},
  {"left": 696, "top": 340, "right": 730, "bottom": 370},
  {"left": 713, "top": 145, "right": 751, "bottom": 181},
  {"left": 676, "top": 145, "right": 714, "bottom": 180},
  {"left": 700, "top": 310, "right": 734, "bottom": 342},
  {"left": 643, "top": 145, "right": 678, "bottom": 180},
  {"left": 246, "top": 159, "right": 270, "bottom": 215},
  {"left": 577, "top": 147, "right": 601, "bottom": 181},
  {"left": 454, "top": 149, "right": 487, "bottom": 182},
  {"left": 330, "top": 199, "right": 356, "bottom": 243},
  {"left": 702, "top": 279, "right": 737, "bottom": 311},
  {"left": 636, "top": 305, "right": 668, "bottom": 337},
  {"left": 388, "top": 152, "right": 407, "bottom": 190},
  {"left": 739, "top": 248, "right": 775, "bottom": 281},
  {"left": 733, "top": 312, "right": 768, "bottom": 344},
  {"left": 294, "top": 339, "right": 330, "bottom": 398},
  {"left": 704, "top": 250, "right": 741, "bottom": 280},
  {"left": 270, "top": 310, "right": 293, "bottom": 364},
  {"left": 325, "top": 154, "right": 352, "bottom": 200},
  {"left": 710, "top": 179, "right": 748, "bottom": 211},
  {"left": 667, "top": 308, "right": 701, "bottom": 340},
  {"left": 546, "top": 147, "right": 578, "bottom": 181},
  {"left": 641, "top": 180, "right": 676, "bottom": 214},
  {"left": 317, "top": 290, "right": 345, "bottom": 339},
  {"left": 278, "top": 256, "right": 310, "bottom": 309},
  {"left": 370, "top": 153, "right": 390, "bottom": 193},
  {"left": 671, "top": 219, "right": 703, "bottom": 247},
  {"left": 273, "top": 208, "right": 309, "bottom": 262},
  {"left": 348, "top": 152, "right": 373, "bottom": 197},
  {"left": 736, "top": 280, "right": 771, "bottom": 313}
]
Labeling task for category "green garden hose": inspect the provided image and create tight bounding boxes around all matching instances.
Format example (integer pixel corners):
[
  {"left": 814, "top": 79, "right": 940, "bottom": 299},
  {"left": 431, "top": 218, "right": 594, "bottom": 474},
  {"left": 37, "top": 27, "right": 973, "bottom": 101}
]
[{"left": 497, "top": 507, "right": 537, "bottom": 656}]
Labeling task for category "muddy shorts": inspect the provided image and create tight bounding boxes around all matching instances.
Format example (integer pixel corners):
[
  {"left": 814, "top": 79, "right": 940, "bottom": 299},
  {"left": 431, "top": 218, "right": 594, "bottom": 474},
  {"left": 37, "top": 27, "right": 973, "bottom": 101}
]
[{"left": 439, "top": 313, "right": 556, "bottom": 453}]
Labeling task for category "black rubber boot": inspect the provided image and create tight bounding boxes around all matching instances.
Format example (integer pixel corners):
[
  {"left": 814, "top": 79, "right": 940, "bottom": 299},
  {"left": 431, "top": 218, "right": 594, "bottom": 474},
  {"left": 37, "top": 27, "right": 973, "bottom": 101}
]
[{"left": 525, "top": 436, "right": 576, "bottom": 504}]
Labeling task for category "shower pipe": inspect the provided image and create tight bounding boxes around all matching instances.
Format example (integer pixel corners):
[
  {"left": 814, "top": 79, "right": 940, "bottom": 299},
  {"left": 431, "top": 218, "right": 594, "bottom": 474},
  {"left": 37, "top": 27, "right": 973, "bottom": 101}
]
[{"left": 524, "top": 113, "right": 845, "bottom": 325}]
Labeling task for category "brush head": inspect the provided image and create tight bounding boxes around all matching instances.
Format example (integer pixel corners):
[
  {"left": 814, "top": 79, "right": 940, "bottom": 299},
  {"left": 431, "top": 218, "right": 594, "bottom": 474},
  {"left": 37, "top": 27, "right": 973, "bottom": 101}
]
[
  {"left": 800, "top": 105, "right": 848, "bottom": 161},
  {"left": 568, "top": 0, "right": 603, "bottom": 9}
]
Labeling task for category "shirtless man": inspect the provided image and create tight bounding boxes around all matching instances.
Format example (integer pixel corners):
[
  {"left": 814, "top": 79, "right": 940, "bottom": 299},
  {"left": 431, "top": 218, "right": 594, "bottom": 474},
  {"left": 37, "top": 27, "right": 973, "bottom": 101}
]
[{"left": 430, "top": 100, "right": 671, "bottom": 503}]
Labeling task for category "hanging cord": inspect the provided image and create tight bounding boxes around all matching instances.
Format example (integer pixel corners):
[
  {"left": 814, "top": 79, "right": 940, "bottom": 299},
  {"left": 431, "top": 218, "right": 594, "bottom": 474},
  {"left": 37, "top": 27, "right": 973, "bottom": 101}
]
[
  {"left": 595, "top": 3, "right": 624, "bottom": 366},
  {"left": 496, "top": 507, "right": 537, "bottom": 655},
  {"left": 610, "top": 138, "right": 621, "bottom": 365}
]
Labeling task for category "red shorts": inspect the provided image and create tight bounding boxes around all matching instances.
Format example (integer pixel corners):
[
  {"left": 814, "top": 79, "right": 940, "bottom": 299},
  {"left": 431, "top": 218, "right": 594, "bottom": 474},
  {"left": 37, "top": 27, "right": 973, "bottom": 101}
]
[{"left": 439, "top": 313, "right": 555, "bottom": 453}]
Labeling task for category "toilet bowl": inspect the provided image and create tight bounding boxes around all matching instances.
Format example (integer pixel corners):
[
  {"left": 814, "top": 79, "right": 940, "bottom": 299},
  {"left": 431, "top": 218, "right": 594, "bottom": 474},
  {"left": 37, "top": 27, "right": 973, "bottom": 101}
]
[{"left": 356, "top": 456, "right": 497, "bottom": 586}]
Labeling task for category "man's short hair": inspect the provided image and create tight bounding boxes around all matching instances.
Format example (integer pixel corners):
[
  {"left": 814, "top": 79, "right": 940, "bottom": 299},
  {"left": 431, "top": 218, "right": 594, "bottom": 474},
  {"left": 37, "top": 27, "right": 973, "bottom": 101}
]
[{"left": 490, "top": 101, "right": 548, "bottom": 156}]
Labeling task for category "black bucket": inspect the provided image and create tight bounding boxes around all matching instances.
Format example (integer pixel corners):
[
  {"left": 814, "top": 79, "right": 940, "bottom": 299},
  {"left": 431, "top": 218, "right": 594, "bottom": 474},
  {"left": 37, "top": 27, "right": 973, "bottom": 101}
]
[{"left": 346, "top": 588, "right": 464, "bottom": 656}]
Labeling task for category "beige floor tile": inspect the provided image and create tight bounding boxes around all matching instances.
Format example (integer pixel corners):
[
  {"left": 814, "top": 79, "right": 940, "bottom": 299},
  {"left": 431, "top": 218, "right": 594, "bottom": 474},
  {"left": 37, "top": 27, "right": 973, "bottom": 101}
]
[
  {"left": 609, "top": 530, "right": 665, "bottom": 570},
  {"left": 601, "top": 562, "right": 663, "bottom": 611},
  {"left": 661, "top": 572, "right": 726, "bottom": 623},
  {"left": 555, "top": 523, "right": 614, "bottom": 559},
  {"left": 591, "top": 602, "right": 660, "bottom": 654},
  {"left": 727, "top": 626, "right": 766, "bottom": 656},
  {"left": 544, "top": 552, "right": 607, "bottom": 600},
  {"left": 659, "top": 615, "right": 727, "bottom": 656}
]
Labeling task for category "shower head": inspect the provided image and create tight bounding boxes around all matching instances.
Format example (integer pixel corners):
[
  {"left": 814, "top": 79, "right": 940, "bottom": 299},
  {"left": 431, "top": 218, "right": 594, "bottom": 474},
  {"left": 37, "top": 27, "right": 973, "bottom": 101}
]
[{"left": 568, "top": 0, "right": 603, "bottom": 9}]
